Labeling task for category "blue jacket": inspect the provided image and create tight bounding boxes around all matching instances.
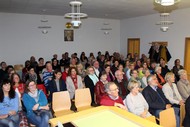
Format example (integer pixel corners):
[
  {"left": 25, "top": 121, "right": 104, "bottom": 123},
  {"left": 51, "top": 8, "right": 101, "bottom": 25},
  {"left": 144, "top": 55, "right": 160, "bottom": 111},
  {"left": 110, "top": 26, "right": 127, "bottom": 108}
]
[{"left": 22, "top": 90, "right": 48, "bottom": 117}]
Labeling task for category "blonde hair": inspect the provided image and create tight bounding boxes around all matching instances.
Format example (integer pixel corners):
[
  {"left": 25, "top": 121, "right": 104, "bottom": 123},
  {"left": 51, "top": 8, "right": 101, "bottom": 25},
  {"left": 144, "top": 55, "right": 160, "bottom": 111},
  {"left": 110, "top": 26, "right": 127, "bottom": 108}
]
[
  {"left": 165, "top": 72, "right": 174, "bottom": 82},
  {"left": 128, "top": 80, "right": 140, "bottom": 91},
  {"left": 76, "top": 63, "right": 84, "bottom": 70}
]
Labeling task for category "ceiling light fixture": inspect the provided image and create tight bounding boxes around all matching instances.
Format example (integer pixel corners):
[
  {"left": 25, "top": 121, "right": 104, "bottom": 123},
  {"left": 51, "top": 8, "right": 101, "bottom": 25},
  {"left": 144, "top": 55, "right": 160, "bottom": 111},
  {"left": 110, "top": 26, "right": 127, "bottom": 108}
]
[
  {"left": 64, "top": 0, "right": 88, "bottom": 28},
  {"left": 101, "top": 23, "right": 112, "bottom": 35},
  {"left": 155, "top": 0, "right": 180, "bottom": 6},
  {"left": 38, "top": 9, "right": 51, "bottom": 34},
  {"left": 156, "top": 13, "right": 173, "bottom": 32}
]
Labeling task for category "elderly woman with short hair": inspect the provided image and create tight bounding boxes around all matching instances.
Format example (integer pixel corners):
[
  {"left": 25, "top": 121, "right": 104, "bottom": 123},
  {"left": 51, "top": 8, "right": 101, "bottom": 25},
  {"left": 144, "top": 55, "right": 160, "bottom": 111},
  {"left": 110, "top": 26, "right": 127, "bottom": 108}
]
[
  {"left": 177, "top": 70, "right": 190, "bottom": 101},
  {"left": 162, "top": 72, "right": 185, "bottom": 107},
  {"left": 124, "top": 80, "right": 151, "bottom": 118},
  {"left": 155, "top": 66, "right": 165, "bottom": 88}
]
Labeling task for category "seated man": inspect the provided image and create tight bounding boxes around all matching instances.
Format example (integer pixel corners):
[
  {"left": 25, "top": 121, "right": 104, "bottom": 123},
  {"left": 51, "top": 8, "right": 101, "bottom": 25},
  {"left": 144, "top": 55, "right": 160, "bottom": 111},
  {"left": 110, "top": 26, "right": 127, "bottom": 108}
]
[
  {"left": 114, "top": 70, "right": 129, "bottom": 99},
  {"left": 142, "top": 74, "right": 180, "bottom": 127},
  {"left": 100, "top": 82, "right": 127, "bottom": 110}
]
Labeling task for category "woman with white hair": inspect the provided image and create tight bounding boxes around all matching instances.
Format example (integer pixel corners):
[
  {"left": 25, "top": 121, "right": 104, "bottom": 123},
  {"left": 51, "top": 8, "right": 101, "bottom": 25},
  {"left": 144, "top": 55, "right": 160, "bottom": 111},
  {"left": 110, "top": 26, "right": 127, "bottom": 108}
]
[
  {"left": 177, "top": 70, "right": 190, "bottom": 101},
  {"left": 162, "top": 72, "right": 184, "bottom": 107},
  {"left": 155, "top": 66, "right": 165, "bottom": 88},
  {"left": 124, "top": 80, "right": 151, "bottom": 118}
]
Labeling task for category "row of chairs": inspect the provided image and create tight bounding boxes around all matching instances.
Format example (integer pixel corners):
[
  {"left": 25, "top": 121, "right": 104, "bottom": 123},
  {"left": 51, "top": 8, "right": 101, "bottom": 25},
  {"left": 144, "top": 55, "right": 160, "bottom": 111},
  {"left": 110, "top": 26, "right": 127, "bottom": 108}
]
[
  {"left": 146, "top": 104, "right": 186, "bottom": 127},
  {"left": 52, "top": 88, "right": 93, "bottom": 117}
]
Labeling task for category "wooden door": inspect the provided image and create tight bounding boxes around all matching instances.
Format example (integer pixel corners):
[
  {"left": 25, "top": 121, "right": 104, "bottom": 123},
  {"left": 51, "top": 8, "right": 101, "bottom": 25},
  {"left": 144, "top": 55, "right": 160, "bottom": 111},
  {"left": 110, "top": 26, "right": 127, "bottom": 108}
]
[
  {"left": 127, "top": 38, "right": 140, "bottom": 58},
  {"left": 184, "top": 38, "right": 190, "bottom": 80}
]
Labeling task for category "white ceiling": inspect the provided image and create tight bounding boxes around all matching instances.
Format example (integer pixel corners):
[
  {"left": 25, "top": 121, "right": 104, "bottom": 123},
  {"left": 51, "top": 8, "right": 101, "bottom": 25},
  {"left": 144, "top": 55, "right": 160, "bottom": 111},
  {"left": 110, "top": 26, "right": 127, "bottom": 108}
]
[{"left": 0, "top": 0, "right": 190, "bottom": 19}]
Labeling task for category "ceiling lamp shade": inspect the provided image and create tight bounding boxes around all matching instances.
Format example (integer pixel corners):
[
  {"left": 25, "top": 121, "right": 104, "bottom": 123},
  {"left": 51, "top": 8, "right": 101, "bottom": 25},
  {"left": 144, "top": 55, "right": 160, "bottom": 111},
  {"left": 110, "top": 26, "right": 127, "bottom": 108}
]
[
  {"left": 64, "top": 1, "right": 87, "bottom": 28},
  {"left": 155, "top": 0, "right": 180, "bottom": 6}
]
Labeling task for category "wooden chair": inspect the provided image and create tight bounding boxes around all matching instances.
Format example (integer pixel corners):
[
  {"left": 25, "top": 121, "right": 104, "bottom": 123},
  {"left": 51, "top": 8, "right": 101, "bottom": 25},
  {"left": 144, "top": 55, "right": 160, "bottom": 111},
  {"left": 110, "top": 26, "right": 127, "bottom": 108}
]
[
  {"left": 180, "top": 104, "right": 186, "bottom": 127},
  {"left": 146, "top": 115, "right": 157, "bottom": 124},
  {"left": 74, "top": 88, "right": 94, "bottom": 111},
  {"left": 159, "top": 108, "right": 176, "bottom": 127},
  {"left": 52, "top": 91, "right": 74, "bottom": 117}
]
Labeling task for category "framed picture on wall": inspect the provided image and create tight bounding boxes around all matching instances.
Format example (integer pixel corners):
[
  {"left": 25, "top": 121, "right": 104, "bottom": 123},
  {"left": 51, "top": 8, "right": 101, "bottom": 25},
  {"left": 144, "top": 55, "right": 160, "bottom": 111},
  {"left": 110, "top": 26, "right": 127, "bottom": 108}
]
[{"left": 64, "top": 30, "right": 74, "bottom": 41}]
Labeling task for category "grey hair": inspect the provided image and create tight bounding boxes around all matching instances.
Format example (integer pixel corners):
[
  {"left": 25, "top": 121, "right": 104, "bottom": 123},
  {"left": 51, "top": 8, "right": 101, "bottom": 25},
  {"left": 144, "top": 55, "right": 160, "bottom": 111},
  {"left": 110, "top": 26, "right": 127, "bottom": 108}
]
[
  {"left": 155, "top": 66, "right": 161, "bottom": 73},
  {"left": 178, "top": 69, "right": 187, "bottom": 77},
  {"left": 147, "top": 74, "right": 155, "bottom": 83},
  {"left": 105, "top": 82, "right": 116, "bottom": 93}
]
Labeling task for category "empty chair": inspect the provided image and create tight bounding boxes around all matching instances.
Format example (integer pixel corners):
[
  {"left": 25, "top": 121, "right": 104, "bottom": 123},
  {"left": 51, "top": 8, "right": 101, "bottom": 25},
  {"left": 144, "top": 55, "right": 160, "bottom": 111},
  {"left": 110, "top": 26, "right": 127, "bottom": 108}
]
[
  {"left": 75, "top": 88, "right": 94, "bottom": 111},
  {"left": 52, "top": 91, "right": 74, "bottom": 117},
  {"left": 159, "top": 108, "right": 176, "bottom": 127}
]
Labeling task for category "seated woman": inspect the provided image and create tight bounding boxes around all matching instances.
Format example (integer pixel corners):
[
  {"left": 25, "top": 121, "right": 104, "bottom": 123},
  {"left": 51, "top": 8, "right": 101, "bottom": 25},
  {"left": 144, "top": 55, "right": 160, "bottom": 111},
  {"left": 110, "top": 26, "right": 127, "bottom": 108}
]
[
  {"left": 11, "top": 73, "right": 29, "bottom": 126},
  {"left": 48, "top": 69, "right": 67, "bottom": 102},
  {"left": 62, "top": 65, "right": 70, "bottom": 82},
  {"left": 25, "top": 66, "right": 37, "bottom": 83},
  {"left": 95, "top": 71, "right": 108, "bottom": 105},
  {"left": 162, "top": 72, "right": 185, "bottom": 107},
  {"left": 0, "top": 79, "right": 20, "bottom": 127},
  {"left": 172, "top": 59, "right": 184, "bottom": 82},
  {"left": 22, "top": 80, "right": 52, "bottom": 127},
  {"left": 84, "top": 66, "right": 99, "bottom": 105},
  {"left": 104, "top": 64, "right": 115, "bottom": 82},
  {"left": 66, "top": 67, "right": 83, "bottom": 100},
  {"left": 140, "top": 69, "right": 150, "bottom": 88},
  {"left": 177, "top": 70, "right": 190, "bottom": 101},
  {"left": 155, "top": 66, "right": 165, "bottom": 88},
  {"left": 100, "top": 82, "right": 127, "bottom": 110},
  {"left": 124, "top": 80, "right": 151, "bottom": 118}
]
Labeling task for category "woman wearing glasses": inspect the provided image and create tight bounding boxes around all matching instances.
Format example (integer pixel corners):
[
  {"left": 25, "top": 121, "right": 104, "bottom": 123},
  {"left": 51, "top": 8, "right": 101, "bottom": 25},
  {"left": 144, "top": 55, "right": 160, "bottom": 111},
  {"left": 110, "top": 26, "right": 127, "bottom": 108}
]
[{"left": 22, "top": 80, "right": 52, "bottom": 127}]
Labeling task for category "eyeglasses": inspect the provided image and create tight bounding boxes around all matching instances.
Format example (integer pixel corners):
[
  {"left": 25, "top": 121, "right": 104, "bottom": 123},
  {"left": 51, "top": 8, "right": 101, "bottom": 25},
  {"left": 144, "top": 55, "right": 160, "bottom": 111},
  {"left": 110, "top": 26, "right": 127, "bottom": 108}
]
[
  {"left": 109, "top": 88, "right": 119, "bottom": 92},
  {"left": 28, "top": 84, "right": 36, "bottom": 88}
]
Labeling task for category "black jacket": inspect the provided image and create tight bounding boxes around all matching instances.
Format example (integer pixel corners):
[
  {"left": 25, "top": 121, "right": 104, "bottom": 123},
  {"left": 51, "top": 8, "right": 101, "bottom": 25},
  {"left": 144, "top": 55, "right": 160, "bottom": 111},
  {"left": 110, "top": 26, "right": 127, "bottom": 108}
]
[
  {"left": 183, "top": 95, "right": 190, "bottom": 127},
  {"left": 142, "top": 85, "right": 171, "bottom": 115}
]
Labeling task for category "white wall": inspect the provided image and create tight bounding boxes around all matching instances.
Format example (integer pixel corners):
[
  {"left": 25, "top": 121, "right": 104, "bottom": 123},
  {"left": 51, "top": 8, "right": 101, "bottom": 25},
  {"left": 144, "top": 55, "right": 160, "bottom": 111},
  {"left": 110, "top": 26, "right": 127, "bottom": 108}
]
[
  {"left": 0, "top": 13, "right": 120, "bottom": 65},
  {"left": 120, "top": 8, "right": 190, "bottom": 68}
]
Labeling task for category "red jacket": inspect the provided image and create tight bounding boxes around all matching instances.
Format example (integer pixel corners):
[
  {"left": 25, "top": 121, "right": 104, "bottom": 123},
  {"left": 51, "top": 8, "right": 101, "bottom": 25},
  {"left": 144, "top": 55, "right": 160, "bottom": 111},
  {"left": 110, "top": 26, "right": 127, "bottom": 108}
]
[
  {"left": 100, "top": 94, "right": 124, "bottom": 106},
  {"left": 95, "top": 81, "right": 106, "bottom": 105}
]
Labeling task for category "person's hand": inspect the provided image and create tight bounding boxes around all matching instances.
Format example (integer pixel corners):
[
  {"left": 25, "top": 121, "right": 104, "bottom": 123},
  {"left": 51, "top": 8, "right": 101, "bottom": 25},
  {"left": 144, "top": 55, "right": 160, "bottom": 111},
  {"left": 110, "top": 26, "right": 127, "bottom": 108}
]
[
  {"left": 8, "top": 111, "right": 16, "bottom": 116},
  {"left": 179, "top": 100, "right": 185, "bottom": 106},
  {"left": 114, "top": 102, "right": 128, "bottom": 111},
  {"left": 166, "top": 104, "right": 172, "bottom": 109},
  {"left": 140, "top": 111, "right": 147, "bottom": 118},
  {"left": 40, "top": 104, "right": 49, "bottom": 110},
  {"left": 0, "top": 114, "right": 8, "bottom": 119},
  {"left": 33, "top": 103, "right": 39, "bottom": 111},
  {"left": 140, "top": 109, "right": 148, "bottom": 118}
]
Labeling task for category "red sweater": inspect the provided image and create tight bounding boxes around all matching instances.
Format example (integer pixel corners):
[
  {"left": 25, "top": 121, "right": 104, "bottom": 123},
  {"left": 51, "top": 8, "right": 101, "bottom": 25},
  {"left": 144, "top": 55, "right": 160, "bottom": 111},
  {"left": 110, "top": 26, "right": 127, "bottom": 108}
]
[{"left": 100, "top": 95, "right": 124, "bottom": 106}]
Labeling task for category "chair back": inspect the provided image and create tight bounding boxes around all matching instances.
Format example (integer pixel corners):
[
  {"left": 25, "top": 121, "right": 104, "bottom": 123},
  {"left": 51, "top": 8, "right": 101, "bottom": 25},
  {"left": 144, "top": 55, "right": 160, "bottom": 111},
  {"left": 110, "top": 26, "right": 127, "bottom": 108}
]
[
  {"left": 160, "top": 108, "right": 176, "bottom": 127},
  {"left": 146, "top": 115, "right": 156, "bottom": 124},
  {"left": 180, "top": 104, "right": 186, "bottom": 127},
  {"left": 37, "top": 84, "right": 47, "bottom": 97},
  {"left": 75, "top": 88, "right": 91, "bottom": 108},
  {"left": 52, "top": 91, "right": 71, "bottom": 112}
]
